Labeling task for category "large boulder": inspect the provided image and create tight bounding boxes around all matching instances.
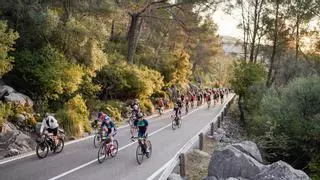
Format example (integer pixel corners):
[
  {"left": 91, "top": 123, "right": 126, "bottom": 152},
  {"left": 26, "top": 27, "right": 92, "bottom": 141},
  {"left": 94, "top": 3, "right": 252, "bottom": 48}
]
[
  {"left": 4, "top": 92, "right": 33, "bottom": 106},
  {"left": 167, "top": 173, "right": 183, "bottom": 180},
  {"left": 253, "top": 161, "right": 310, "bottom": 180},
  {"left": 0, "top": 122, "right": 36, "bottom": 157},
  {"left": 207, "top": 141, "right": 311, "bottom": 180},
  {"left": 0, "top": 85, "right": 15, "bottom": 99},
  {"left": 208, "top": 145, "right": 265, "bottom": 179},
  {"left": 232, "top": 141, "right": 263, "bottom": 163}
]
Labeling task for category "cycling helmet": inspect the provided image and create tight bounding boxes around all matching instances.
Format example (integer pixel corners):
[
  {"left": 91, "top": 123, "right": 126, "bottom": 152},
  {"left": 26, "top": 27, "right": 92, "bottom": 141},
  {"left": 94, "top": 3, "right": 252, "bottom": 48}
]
[
  {"left": 177, "top": 98, "right": 181, "bottom": 102},
  {"left": 104, "top": 115, "right": 111, "bottom": 122},
  {"left": 133, "top": 104, "right": 139, "bottom": 111},
  {"left": 98, "top": 112, "right": 103, "bottom": 118},
  {"left": 137, "top": 112, "right": 144, "bottom": 119}
]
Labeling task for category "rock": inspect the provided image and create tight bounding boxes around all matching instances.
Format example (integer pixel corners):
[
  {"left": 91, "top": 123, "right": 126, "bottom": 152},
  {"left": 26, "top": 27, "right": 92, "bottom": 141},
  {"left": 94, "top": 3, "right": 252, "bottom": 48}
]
[
  {"left": 8, "top": 148, "right": 19, "bottom": 156},
  {"left": 232, "top": 141, "right": 263, "bottom": 163},
  {"left": 208, "top": 145, "right": 265, "bottom": 179},
  {"left": 0, "top": 85, "right": 15, "bottom": 99},
  {"left": 253, "top": 161, "right": 310, "bottom": 180},
  {"left": 15, "top": 114, "right": 27, "bottom": 123},
  {"left": 167, "top": 173, "right": 183, "bottom": 180},
  {"left": 205, "top": 176, "right": 218, "bottom": 180},
  {"left": 212, "top": 132, "right": 224, "bottom": 141},
  {"left": 194, "top": 149, "right": 210, "bottom": 157},
  {"left": 216, "top": 128, "right": 226, "bottom": 135},
  {"left": 4, "top": 92, "right": 33, "bottom": 106}
]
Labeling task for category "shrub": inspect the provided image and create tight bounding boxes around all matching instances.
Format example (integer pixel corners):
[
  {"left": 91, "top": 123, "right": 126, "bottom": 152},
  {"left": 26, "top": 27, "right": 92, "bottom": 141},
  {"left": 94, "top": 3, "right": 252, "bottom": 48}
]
[
  {"left": 251, "top": 75, "right": 320, "bottom": 173},
  {"left": 0, "top": 102, "right": 12, "bottom": 132},
  {"left": 140, "top": 99, "right": 154, "bottom": 115},
  {"left": 56, "top": 94, "right": 90, "bottom": 137},
  {"left": 95, "top": 61, "right": 164, "bottom": 100}
]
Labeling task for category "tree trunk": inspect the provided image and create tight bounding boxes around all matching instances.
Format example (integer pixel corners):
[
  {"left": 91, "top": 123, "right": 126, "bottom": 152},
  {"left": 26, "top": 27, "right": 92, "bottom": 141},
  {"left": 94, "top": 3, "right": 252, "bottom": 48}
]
[
  {"left": 110, "top": 20, "right": 116, "bottom": 41},
  {"left": 238, "top": 95, "right": 245, "bottom": 126},
  {"left": 295, "top": 15, "right": 300, "bottom": 61},
  {"left": 127, "top": 14, "right": 144, "bottom": 64},
  {"left": 267, "top": 0, "right": 279, "bottom": 87},
  {"left": 127, "top": 14, "right": 139, "bottom": 64}
]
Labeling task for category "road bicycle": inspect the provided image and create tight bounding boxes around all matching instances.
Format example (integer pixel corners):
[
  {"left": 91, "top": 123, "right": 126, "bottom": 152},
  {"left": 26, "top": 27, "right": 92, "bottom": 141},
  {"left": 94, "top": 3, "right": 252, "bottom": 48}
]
[
  {"left": 171, "top": 114, "right": 182, "bottom": 130},
  {"left": 36, "top": 129, "right": 64, "bottom": 159},
  {"left": 97, "top": 132, "right": 118, "bottom": 164},
  {"left": 134, "top": 135, "right": 152, "bottom": 165}
]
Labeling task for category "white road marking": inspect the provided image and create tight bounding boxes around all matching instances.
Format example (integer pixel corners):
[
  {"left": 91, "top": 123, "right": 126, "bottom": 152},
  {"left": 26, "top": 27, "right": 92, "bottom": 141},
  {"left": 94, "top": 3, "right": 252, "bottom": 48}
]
[
  {"left": 47, "top": 106, "right": 204, "bottom": 180},
  {"left": 146, "top": 95, "right": 235, "bottom": 180},
  {"left": 0, "top": 109, "right": 173, "bottom": 166}
]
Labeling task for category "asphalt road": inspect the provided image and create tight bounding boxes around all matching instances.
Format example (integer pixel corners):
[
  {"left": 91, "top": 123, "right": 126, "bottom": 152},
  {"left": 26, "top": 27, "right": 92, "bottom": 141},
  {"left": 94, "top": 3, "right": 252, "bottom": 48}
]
[{"left": 0, "top": 95, "right": 234, "bottom": 180}]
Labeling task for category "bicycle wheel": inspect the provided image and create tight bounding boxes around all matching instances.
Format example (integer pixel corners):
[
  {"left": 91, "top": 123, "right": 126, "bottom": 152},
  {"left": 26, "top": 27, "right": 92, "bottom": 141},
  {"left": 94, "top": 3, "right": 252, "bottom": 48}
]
[
  {"left": 136, "top": 144, "right": 144, "bottom": 165},
  {"left": 145, "top": 140, "right": 152, "bottom": 158},
  {"left": 98, "top": 142, "right": 107, "bottom": 164},
  {"left": 110, "top": 140, "right": 119, "bottom": 157},
  {"left": 172, "top": 120, "right": 176, "bottom": 130},
  {"left": 178, "top": 119, "right": 182, "bottom": 128},
  {"left": 54, "top": 138, "right": 64, "bottom": 153},
  {"left": 93, "top": 132, "right": 101, "bottom": 148},
  {"left": 36, "top": 141, "right": 49, "bottom": 159}
]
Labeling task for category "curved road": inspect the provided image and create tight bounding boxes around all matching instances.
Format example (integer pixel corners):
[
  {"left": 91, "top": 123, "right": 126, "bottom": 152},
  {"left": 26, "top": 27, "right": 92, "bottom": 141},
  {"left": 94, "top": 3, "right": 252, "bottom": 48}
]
[{"left": 0, "top": 95, "right": 234, "bottom": 180}]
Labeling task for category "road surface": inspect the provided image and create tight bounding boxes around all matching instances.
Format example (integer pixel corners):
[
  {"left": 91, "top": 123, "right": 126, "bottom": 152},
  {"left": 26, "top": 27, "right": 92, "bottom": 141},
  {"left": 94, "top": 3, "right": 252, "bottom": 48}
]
[{"left": 0, "top": 95, "right": 234, "bottom": 180}]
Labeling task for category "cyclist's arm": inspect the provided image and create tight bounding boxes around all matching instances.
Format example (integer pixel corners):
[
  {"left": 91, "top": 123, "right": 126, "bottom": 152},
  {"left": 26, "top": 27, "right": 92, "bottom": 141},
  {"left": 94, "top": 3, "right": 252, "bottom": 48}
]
[{"left": 40, "top": 118, "right": 46, "bottom": 134}]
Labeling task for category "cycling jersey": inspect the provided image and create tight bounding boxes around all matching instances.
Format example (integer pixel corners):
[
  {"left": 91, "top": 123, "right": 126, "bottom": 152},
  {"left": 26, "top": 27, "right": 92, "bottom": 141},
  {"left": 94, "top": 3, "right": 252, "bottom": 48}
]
[
  {"left": 136, "top": 119, "right": 148, "bottom": 137},
  {"left": 40, "top": 116, "right": 59, "bottom": 135}
]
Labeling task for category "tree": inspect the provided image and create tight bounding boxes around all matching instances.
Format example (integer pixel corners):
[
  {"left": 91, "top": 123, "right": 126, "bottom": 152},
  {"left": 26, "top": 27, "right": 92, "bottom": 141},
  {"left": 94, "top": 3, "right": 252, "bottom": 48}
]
[
  {"left": 0, "top": 20, "right": 19, "bottom": 77},
  {"left": 229, "top": 61, "right": 266, "bottom": 124}
]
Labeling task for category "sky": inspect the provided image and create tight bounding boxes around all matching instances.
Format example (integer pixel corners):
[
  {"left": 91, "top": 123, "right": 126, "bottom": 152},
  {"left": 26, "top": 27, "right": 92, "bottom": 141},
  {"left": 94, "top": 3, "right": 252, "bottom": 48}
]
[{"left": 211, "top": 8, "right": 242, "bottom": 39}]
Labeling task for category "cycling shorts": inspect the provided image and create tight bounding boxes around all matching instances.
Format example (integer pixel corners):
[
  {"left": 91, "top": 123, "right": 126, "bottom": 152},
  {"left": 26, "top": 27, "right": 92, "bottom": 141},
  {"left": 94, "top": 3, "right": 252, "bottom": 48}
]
[{"left": 47, "top": 127, "right": 58, "bottom": 136}]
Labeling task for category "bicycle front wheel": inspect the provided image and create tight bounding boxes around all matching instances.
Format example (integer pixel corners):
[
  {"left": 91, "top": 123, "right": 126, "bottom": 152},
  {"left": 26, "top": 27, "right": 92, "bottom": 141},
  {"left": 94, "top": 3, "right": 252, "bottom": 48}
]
[
  {"left": 178, "top": 119, "right": 182, "bottom": 128},
  {"left": 36, "top": 141, "right": 49, "bottom": 159},
  {"left": 172, "top": 120, "right": 176, "bottom": 130},
  {"left": 93, "top": 132, "right": 101, "bottom": 148},
  {"left": 98, "top": 142, "right": 107, "bottom": 164},
  {"left": 146, "top": 140, "right": 152, "bottom": 158},
  {"left": 136, "top": 144, "right": 144, "bottom": 165}
]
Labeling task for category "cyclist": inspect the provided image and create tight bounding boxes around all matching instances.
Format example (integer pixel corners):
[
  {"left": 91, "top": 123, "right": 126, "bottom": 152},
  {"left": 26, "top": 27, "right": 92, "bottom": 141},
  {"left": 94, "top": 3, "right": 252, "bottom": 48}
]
[
  {"left": 130, "top": 99, "right": 140, "bottom": 140},
  {"left": 157, "top": 97, "right": 164, "bottom": 114},
  {"left": 40, "top": 113, "right": 59, "bottom": 147},
  {"left": 101, "top": 115, "right": 117, "bottom": 152},
  {"left": 135, "top": 113, "right": 150, "bottom": 154},
  {"left": 174, "top": 98, "right": 183, "bottom": 118}
]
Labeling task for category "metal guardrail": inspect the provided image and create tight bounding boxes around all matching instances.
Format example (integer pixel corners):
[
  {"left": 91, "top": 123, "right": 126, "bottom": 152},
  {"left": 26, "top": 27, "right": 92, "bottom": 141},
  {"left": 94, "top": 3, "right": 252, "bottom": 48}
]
[{"left": 157, "top": 94, "right": 236, "bottom": 180}]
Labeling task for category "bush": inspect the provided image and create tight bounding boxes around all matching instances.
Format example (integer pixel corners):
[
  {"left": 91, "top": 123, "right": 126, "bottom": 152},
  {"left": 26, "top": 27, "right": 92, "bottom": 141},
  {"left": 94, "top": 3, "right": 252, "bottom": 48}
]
[
  {"left": 56, "top": 94, "right": 90, "bottom": 137},
  {"left": 0, "top": 102, "right": 12, "bottom": 132},
  {"left": 250, "top": 75, "right": 320, "bottom": 174},
  {"left": 95, "top": 61, "right": 164, "bottom": 100},
  {"left": 140, "top": 99, "right": 154, "bottom": 115}
]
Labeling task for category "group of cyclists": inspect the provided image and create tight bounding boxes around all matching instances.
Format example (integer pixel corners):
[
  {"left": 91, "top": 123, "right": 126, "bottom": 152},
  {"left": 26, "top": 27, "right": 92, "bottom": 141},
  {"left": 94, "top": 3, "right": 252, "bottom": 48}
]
[{"left": 37, "top": 88, "right": 230, "bottom": 161}]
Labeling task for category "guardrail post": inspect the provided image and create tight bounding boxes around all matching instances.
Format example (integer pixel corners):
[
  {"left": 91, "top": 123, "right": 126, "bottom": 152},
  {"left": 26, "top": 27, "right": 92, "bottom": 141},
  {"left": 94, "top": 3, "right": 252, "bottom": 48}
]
[
  {"left": 217, "top": 116, "right": 221, "bottom": 128},
  {"left": 224, "top": 108, "right": 227, "bottom": 116},
  {"left": 210, "top": 122, "right": 214, "bottom": 136},
  {"left": 179, "top": 153, "right": 186, "bottom": 177},
  {"left": 199, "top": 133, "right": 204, "bottom": 150}
]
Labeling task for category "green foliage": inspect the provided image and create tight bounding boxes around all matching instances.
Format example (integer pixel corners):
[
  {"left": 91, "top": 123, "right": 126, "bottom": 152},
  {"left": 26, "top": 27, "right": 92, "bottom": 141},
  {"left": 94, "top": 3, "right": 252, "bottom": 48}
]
[
  {"left": 167, "top": 52, "right": 192, "bottom": 89},
  {"left": 12, "top": 46, "right": 84, "bottom": 100},
  {"left": 250, "top": 75, "right": 320, "bottom": 172},
  {"left": 140, "top": 99, "right": 154, "bottom": 115},
  {"left": 56, "top": 95, "right": 90, "bottom": 137},
  {"left": 229, "top": 61, "right": 267, "bottom": 97},
  {"left": 0, "top": 102, "right": 13, "bottom": 131},
  {"left": 0, "top": 20, "right": 19, "bottom": 77},
  {"left": 95, "top": 61, "right": 164, "bottom": 100}
]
